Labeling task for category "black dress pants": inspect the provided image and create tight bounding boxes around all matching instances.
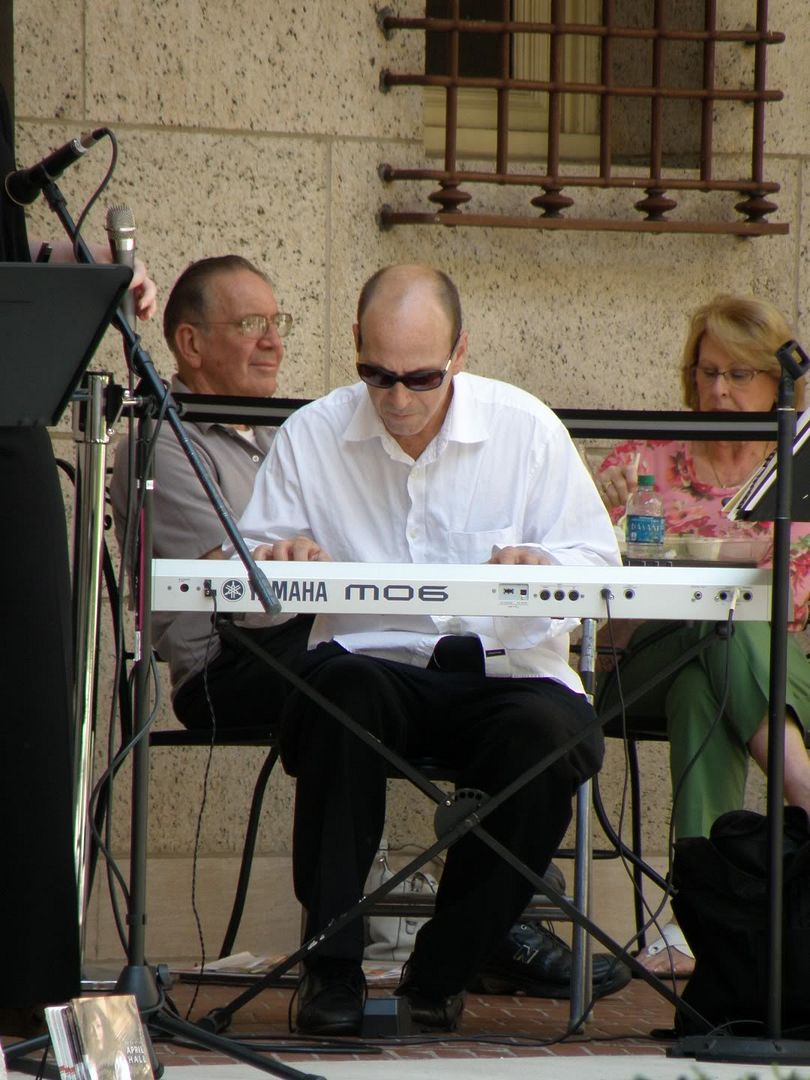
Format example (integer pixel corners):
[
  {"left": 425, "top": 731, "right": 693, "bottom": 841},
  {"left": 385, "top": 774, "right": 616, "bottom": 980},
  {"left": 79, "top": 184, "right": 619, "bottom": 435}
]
[
  {"left": 173, "top": 615, "right": 315, "bottom": 729},
  {"left": 0, "top": 428, "right": 79, "bottom": 1007},
  {"left": 281, "top": 643, "right": 603, "bottom": 995}
]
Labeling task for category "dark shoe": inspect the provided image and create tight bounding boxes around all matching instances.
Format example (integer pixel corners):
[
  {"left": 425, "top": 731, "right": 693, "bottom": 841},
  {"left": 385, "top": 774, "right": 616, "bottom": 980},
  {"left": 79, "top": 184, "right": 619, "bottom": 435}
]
[
  {"left": 395, "top": 959, "right": 465, "bottom": 1032},
  {"left": 294, "top": 959, "right": 366, "bottom": 1036},
  {"left": 467, "top": 922, "right": 631, "bottom": 1000}
]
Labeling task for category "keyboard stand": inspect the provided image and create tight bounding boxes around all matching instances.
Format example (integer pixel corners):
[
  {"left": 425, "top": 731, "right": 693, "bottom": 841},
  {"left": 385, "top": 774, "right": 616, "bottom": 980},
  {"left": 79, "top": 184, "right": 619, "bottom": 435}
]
[{"left": 189, "top": 614, "right": 710, "bottom": 1037}]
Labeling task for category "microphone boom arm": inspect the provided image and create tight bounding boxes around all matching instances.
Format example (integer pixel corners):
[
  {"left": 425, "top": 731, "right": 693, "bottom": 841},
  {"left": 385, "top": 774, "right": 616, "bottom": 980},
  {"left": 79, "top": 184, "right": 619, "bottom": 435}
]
[
  {"left": 5, "top": 129, "right": 106, "bottom": 206},
  {"left": 39, "top": 177, "right": 281, "bottom": 617}
]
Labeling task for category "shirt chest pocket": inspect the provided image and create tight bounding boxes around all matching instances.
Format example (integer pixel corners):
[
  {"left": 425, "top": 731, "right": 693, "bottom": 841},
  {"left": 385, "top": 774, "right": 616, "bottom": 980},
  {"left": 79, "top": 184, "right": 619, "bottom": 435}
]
[{"left": 446, "top": 526, "right": 520, "bottom": 565}]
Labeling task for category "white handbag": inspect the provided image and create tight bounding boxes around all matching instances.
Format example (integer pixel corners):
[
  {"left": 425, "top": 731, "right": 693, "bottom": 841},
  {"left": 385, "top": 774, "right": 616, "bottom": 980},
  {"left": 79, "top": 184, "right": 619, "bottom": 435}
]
[{"left": 363, "top": 844, "right": 439, "bottom": 962}]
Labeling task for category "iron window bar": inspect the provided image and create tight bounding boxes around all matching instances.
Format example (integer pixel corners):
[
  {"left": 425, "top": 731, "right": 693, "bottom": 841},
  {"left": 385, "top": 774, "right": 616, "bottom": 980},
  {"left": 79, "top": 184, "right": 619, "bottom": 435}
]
[{"left": 377, "top": 1, "right": 787, "bottom": 236}]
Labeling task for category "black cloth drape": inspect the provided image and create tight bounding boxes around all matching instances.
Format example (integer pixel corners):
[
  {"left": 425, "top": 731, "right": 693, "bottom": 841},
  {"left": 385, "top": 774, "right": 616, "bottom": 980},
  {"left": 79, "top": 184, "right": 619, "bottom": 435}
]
[
  {"left": 0, "top": 83, "right": 81, "bottom": 1008},
  {"left": 0, "top": 84, "right": 28, "bottom": 261}
]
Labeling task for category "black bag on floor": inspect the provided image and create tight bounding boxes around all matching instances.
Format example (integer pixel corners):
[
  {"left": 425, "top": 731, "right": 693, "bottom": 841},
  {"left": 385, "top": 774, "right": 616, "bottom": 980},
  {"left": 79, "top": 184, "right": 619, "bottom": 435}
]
[{"left": 671, "top": 806, "right": 810, "bottom": 1036}]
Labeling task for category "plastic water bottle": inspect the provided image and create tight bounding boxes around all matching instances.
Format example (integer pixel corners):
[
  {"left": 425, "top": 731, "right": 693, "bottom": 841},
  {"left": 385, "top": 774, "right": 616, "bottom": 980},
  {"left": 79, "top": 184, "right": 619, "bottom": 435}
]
[{"left": 625, "top": 474, "right": 665, "bottom": 561}]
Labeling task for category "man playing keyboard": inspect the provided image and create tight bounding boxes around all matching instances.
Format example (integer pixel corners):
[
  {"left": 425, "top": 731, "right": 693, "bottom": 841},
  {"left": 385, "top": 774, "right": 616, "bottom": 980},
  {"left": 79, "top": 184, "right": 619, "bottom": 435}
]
[{"left": 236, "top": 263, "right": 622, "bottom": 1035}]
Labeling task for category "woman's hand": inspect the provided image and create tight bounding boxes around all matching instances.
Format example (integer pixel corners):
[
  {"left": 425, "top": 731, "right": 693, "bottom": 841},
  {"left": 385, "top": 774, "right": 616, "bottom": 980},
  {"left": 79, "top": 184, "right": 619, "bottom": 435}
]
[
  {"left": 598, "top": 463, "right": 638, "bottom": 511},
  {"left": 129, "top": 257, "right": 157, "bottom": 320}
]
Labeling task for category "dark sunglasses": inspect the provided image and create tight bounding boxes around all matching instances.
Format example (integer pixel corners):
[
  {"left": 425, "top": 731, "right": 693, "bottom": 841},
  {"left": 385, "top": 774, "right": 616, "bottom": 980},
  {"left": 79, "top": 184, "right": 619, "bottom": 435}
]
[{"left": 356, "top": 332, "right": 461, "bottom": 392}]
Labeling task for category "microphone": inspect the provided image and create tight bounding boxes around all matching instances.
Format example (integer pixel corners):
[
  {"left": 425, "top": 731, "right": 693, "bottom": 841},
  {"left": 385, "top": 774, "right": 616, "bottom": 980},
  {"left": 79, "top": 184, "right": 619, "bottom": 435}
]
[
  {"left": 105, "top": 204, "right": 137, "bottom": 327},
  {"left": 4, "top": 129, "right": 106, "bottom": 205}
]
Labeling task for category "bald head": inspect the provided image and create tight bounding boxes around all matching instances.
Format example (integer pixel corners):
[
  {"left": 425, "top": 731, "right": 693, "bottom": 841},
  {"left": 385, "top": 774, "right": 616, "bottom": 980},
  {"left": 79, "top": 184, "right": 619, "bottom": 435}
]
[
  {"left": 356, "top": 264, "right": 462, "bottom": 351},
  {"left": 352, "top": 264, "right": 468, "bottom": 460}
]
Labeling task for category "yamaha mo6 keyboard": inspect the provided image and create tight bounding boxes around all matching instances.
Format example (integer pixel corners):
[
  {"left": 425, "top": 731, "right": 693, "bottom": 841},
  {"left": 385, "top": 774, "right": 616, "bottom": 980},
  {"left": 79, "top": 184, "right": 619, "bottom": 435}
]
[{"left": 152, "top": 560, "right": 772, "bottom": 622}]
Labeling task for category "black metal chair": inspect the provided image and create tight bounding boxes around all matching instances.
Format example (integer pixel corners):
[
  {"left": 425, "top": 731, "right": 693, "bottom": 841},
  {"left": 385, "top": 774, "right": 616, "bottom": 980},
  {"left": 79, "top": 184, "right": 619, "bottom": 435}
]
[
  {"left": 147, "top": 731, "right": 592, "bottom": 960},
  {"left": 147, "top": 616, "right": 604, "bottom": 1027}
]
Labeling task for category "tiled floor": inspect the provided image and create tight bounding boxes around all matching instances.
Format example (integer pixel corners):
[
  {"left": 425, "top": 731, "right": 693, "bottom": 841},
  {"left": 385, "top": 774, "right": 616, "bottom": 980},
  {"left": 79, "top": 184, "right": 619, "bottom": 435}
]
[
  {"left": 145, "top": 971, "right": 677, "bottom": 1069},
  {"left": 8, "top": 974, "right": 810, "bottom": 1080}
]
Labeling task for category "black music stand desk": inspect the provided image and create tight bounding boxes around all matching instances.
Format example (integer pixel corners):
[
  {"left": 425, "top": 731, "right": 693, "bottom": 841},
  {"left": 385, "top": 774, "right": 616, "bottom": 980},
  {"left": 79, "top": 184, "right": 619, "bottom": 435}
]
[
  {"left": 728, "top": 406, "right": 810, "bottom": 524},
  {"left": 0, "top": 263, "right": 131, "bottom": 426}
]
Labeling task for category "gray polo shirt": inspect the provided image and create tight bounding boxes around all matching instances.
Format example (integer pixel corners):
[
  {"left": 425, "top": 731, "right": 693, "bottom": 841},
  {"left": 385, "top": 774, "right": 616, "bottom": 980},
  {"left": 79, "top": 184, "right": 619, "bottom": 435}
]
[{"left": 110, "top": 376, "right": 278, "bottom": 696}]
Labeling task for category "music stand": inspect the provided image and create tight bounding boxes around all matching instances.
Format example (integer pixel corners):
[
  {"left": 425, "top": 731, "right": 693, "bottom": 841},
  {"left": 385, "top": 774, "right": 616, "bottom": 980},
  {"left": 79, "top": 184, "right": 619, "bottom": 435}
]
[
  {"left": 726, "top": 406, "right": 810, "bottom": 524},
  {"left": 671, "top": 345, "right": 810, "bottom": 1065},
  {"left": 0, "top": 263, "right": 132, "bottom": 425}
]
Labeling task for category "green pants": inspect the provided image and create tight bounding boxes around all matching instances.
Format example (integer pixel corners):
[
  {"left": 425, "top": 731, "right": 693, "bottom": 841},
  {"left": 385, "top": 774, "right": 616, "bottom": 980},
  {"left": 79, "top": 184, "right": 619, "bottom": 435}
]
[{"left": 596, "top": 621, "right": 810, "bottom": 839}]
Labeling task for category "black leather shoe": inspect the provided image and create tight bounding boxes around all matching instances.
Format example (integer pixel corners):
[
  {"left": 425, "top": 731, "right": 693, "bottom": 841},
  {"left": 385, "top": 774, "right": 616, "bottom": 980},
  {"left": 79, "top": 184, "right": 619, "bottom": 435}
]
[
  {"left": 295, "top": 959, "right": 366, "bottom": 1035},
  {"left": 395, "top": 960, "right": 465, "bottom": 1032},
  {"left": 467, "top": 921, "right": 631, "bottom": 1000}
]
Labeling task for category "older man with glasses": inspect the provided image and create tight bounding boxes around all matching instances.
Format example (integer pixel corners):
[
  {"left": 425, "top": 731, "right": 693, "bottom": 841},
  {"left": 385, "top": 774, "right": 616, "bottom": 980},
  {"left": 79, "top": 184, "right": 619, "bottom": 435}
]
[
  {"left": 110, "top": 254, "right": 313, "bottom": 732},
  {"left": 236, "top": 263, "right": 624, "bottom": 1035}
]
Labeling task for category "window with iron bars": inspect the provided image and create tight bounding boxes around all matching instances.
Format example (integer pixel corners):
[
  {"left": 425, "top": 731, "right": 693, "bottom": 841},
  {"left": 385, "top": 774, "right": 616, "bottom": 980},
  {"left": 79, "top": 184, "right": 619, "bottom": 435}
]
[
  {"left": 424, "top": 0, "right": 602, "bottom": 161},
  {"left": 378, "top": 1, "right": 787, "bottom": 236}
]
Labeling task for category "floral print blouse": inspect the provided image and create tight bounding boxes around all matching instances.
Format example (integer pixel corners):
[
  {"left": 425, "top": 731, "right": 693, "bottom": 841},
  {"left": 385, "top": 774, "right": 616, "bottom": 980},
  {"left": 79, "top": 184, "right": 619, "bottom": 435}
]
[{"left": 598, "top": 439, "right": 810, "bottom": 629}]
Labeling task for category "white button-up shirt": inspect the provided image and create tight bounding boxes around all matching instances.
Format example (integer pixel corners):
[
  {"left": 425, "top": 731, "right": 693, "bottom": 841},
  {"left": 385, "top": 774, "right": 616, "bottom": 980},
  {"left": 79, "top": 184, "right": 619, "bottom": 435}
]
[{"left": 237, "top": 373, "right": 620, "bottom": 694}]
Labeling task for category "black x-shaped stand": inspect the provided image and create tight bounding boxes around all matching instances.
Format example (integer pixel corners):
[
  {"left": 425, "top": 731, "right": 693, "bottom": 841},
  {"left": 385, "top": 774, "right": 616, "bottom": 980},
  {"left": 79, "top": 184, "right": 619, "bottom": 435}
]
[{"left": 193, "top": 614, "right": 712, "bottom": 1037}]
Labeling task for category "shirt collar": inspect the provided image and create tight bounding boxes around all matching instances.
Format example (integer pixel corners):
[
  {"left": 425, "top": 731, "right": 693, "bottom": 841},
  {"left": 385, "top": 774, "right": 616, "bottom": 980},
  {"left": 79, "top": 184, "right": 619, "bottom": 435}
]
[
  {"left": 170, "top": 375, "right": 274, "bottom": 448},
  {"left": 343, "top": 372, "right": 489, "bottom": 451},
  {"left": 442, "top": 373, "right": 489, "bottom": 445}
]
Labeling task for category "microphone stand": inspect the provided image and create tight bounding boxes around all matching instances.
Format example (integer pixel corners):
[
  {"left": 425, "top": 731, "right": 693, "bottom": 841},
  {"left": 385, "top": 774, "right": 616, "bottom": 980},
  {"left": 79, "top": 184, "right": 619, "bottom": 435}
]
[
  {"left": 71, "top": 370, "right": 117, "bottom": 946},
  {"left": 671, "top": 341, "right": 810, "bottom": 1065},
  {"left": 3, "top": 175, "right": 324, "bottom": 1080}
]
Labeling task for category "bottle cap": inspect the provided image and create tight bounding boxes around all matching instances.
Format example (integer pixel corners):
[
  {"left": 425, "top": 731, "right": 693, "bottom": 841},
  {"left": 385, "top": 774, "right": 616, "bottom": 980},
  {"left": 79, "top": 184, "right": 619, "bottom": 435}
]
[{"left": 638, "top": 474, "right": 655, "bottom": 486}]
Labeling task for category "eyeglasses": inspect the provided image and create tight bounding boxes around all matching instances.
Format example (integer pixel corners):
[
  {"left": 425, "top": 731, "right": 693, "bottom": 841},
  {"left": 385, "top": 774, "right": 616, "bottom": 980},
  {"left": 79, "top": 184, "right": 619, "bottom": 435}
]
[
  {"left": 191, "top": 312, "right": 293, "bottom": 339},
  {"left": 356, "top": 332, "right": 461, "bottom": 392},
  {"left": 694, "top": 365, "right": 763, "bottom": 386}
]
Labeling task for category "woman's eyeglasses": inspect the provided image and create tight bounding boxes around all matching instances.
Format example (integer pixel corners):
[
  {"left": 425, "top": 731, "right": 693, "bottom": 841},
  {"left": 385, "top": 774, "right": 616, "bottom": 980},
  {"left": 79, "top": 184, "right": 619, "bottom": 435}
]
[
  {"left": 694, "top": 365, "right": 762, "bottom": 386},
  {"left": 356, "top": 332, "right": 461, "bottom": 392}
]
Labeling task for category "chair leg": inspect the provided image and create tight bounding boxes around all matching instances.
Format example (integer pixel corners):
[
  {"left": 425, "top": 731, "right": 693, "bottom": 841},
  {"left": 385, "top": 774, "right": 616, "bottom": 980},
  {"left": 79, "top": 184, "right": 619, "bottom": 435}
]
[
  {"left": 218, "top": 745, "right": 279, "bottom": 959},
  {"left": 568, "top": 616, "right": 594, "bottom": 1025},
  {"left": 568, "top": 777, "right": 593, "bottom": 1028},
  {"left": 625, "top": 738, "right": 647, "bottom": 949}
]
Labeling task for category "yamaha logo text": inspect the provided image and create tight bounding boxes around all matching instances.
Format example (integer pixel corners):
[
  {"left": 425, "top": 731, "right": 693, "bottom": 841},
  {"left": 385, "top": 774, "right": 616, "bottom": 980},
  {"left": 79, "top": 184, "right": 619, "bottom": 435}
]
[{"left": 223, "top": 578, "right": 450, "bottom": 604}]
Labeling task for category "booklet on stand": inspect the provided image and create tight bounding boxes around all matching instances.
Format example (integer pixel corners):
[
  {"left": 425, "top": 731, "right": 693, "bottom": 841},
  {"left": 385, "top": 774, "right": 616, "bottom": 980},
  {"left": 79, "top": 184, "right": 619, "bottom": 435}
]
[
  {"left": 724, "top": 406, "right": 810, "bottom": 523},
  {"left": 45, "top": 994, "right": 154, "bottom": 1080}
]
